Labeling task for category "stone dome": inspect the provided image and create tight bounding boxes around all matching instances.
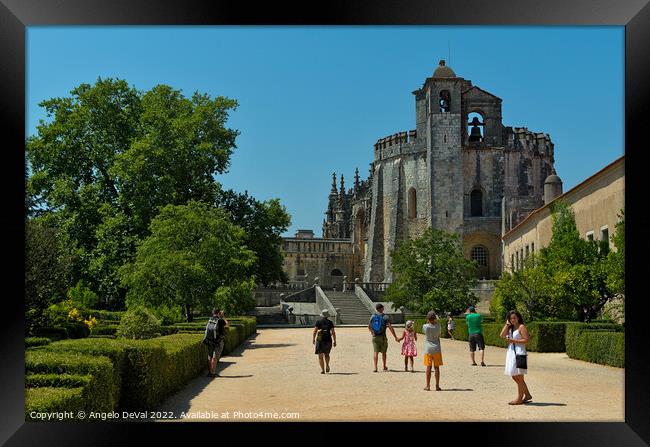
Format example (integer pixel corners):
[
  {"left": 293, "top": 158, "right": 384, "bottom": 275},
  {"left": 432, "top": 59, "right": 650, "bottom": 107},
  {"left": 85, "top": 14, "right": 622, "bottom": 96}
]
[
  {"left": 433, "top": 59, "right": 456, "bottom": 78},
  {"left": 544, "top": 174, "right": 562, "bottom": 184}
]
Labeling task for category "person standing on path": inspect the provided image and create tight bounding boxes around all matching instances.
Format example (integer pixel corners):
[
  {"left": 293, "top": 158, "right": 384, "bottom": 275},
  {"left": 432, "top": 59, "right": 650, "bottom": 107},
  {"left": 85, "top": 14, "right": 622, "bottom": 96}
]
[
  {"left": 313, "top": 309, "right": 336, "bottom": 374},
  {"left": 447, "top": 313, "right": 456, "bottom": 339},
  {"left": 500, "top": 310, "right": 532, "bottom": 405},
  {"left": 396, "top": 320, "right": 418, "bottom": 372},
  {"left": 466, "top": 306, "right": 486, "bottom": 366},
  {"left": 369, "top": 303, "right": 398, "bottom": 372},
  {"left": 203, "top": 308, "right": 228, "bottom": 378},
  {"left": 422, "top": 311, "right": 443, "bottom": 391}
]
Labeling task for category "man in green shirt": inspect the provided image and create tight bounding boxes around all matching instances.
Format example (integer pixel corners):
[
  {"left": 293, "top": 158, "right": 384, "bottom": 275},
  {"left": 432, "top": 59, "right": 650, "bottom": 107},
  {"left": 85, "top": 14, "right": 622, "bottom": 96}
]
[{"left": 466, "top": 306, "right": 486, "bottom": 366}]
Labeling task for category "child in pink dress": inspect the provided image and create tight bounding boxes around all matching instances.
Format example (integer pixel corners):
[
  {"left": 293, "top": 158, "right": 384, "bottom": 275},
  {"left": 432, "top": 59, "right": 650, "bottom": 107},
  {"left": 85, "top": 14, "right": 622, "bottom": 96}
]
[{"left": 397, "top": 320, "right": 418, "bottom": 372}]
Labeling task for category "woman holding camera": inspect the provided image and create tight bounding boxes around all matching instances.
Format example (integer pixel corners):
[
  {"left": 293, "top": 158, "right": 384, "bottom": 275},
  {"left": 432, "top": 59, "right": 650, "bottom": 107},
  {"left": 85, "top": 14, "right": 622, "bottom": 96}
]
[{"left": 500, "top": 310, "right": 532, "bottom": 405}]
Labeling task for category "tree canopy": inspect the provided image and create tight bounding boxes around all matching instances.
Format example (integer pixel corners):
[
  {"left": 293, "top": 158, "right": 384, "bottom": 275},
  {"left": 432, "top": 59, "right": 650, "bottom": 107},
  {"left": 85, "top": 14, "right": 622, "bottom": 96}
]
[
  {"left": 384, "top": 228, "right": 478, "bottom": 315},
  {"left": 120, "top": 201, "right": 256, "bottom": 321},
  {"left": 493, "top": 201, "right": 624, "bottom": 322},
  {"left": 25, "top": 78, "right": 289, "bottom": 315}
]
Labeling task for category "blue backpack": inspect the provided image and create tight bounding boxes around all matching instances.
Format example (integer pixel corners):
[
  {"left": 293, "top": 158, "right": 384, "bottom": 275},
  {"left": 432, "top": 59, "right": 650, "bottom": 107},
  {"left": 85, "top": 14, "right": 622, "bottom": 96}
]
[{"left": 371, "top": 314, "right": 386, "bottom": 336}]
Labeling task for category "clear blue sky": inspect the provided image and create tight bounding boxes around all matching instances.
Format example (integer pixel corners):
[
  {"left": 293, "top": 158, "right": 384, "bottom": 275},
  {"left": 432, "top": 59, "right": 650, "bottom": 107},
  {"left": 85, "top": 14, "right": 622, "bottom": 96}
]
[{"left": 27, "top": 26, "right": 624, "bottom": 237}]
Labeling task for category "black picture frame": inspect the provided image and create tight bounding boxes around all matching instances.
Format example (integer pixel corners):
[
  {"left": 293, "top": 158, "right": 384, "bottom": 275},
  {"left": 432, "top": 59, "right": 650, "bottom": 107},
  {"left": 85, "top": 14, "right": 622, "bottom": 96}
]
[{"left": 1, "top": 0, "right": 648, "bottom": 445}]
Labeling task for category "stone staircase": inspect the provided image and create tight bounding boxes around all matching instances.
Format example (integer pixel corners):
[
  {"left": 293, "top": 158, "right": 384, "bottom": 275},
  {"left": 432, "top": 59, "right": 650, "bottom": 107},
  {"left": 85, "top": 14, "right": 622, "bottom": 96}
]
[
  {"left": 252, "top": 307, "right": 287, "bottom": 325},
  {"left": 325, "top": 291, "right": 372, "bottom": 324}
]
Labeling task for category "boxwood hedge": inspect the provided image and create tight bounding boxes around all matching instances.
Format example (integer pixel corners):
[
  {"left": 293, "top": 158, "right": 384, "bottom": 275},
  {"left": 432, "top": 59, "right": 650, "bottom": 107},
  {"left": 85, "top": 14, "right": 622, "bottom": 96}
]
[
  {"left": 565, "top": 323, "right": 624, "bottom": 367},
  {"left": 25, "top": 351, "right": 116, "bottom": 416},
  {"left": 25, "top": 387, "right": 85, "bottom": 420}
]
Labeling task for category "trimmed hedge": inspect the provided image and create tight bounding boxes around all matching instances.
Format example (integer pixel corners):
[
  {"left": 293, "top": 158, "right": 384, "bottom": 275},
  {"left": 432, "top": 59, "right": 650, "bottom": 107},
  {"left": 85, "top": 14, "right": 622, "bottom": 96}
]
[
  {"left": 565, "top": 323, "right": 624, "bottom": 367},
  {"left": 26, "top": 337, "right": 51, "bottom": 348},
  {"left": 25, "top": 351, "right": 116, "bottom": 415},
  {"left": 91, "top": 326, "right": 118, "bottom": 336},
  {"left": 25, "top": 387, "right": 85, "bottom": 420},
  {"left": 33, "top": 327, "right": 68, "bottom": 341},
  {"left": 26, "top": 317, "right": 257, "bottom": 413},
  {"left": 411, "top": 317, "right": 622, "bottom": 354}
]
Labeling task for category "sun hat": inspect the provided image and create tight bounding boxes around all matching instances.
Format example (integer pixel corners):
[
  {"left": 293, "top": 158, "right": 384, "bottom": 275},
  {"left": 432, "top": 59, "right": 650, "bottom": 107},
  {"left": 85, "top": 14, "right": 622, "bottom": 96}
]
[
  {"left": 320, "top": 309, "right": 330, "bottom": 318},
  {"left": 426, "top": 311, "right": 437, "bottom": 320},
  {"left": 406, "top": 320, "right": 414, "bottom": 328}
]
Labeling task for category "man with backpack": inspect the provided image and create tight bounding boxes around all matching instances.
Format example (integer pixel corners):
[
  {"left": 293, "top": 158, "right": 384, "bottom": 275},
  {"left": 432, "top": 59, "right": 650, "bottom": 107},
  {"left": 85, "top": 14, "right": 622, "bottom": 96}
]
[
  {"left": 312, "top": 309, "right": 337, "bottom": 374},
  {"left": 369, "top": 303, "right": 398, "bottom": 372},
  {"left": 203, "top": 308, "right": 228, "bottom": 378}
]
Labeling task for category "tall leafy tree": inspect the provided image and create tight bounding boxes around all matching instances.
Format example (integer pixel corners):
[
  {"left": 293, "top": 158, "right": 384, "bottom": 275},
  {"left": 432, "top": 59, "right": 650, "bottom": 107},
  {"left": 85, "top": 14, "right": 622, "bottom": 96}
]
[
  {"left": 26, "top": 78, "right": 240, "bottom": 307},
  {"left": 120, "top": 201, "right": 256, "bottom": 322},
  {"left": 216, "top": 190, "right": 291, "bottom": 286},
  {"left": 385, "top": 228, "right": 478, "bottom": 314}
]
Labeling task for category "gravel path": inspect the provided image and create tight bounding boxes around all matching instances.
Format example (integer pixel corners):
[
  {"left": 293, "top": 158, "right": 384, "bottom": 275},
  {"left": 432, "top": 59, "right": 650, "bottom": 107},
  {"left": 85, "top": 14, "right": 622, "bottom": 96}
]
[{"left": 157, "top": 327, "right": 624, "bottom": 422}]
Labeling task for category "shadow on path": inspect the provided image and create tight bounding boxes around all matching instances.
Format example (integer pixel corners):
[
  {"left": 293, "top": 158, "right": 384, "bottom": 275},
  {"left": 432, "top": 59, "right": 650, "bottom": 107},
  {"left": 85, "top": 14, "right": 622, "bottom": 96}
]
[
  {"left": 327, "top": 372, "right": 359, "bottom": 376},
  {"left": 439, "top": 388, "right": 473, "bottom": 392},
  {"left": 523, "top": 402, "right": 567, "bottom": 407}
]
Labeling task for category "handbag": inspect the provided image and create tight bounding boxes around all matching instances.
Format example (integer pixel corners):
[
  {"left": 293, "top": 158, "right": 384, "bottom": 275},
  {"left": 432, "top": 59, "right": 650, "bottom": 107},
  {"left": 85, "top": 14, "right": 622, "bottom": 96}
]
[{"left": 510, "top": 329, "right": 528, "bottom": 369}]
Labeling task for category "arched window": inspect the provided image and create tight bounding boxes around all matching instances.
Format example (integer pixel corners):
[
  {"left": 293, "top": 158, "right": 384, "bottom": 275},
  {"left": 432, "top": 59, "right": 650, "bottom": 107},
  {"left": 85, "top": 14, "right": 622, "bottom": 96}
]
[
  {"left": 331, "top": 269, "right": 343, "bottom": 276},
  {"left": 439, "top": 90, "right": 450, "bottom": 112},
  {"left": 471, "top": 189, "right": 483, "bottom": 217},
  {"left": 408, "top": 188, "right": 417, "bottom": 218},
  {"left": 467, "top": 112, "right": 484, "bottom": 143}
]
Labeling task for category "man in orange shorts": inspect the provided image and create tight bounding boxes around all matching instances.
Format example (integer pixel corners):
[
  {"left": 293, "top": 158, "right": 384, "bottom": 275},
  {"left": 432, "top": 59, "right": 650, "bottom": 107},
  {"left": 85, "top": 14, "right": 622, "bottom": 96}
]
[{"left": 422, "top": 311, "right": 443, "bottom": 391}]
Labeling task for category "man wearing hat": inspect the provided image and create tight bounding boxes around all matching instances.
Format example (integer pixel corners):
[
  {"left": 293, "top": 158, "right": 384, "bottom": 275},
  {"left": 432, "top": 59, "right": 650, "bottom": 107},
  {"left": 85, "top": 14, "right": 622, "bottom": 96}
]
[
  {"left": 466, "top": 305, "right": 486, "bottom": 366},
  {"left": 368, "top": 303, "right": 398, "bottom": 372},
  {"left": 313, "top": 309, "right": 336, "bottom": 374}
]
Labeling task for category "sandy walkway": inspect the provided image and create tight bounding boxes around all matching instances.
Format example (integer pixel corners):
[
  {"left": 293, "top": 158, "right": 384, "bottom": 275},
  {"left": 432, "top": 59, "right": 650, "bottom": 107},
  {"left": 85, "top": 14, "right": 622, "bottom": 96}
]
[{"left": 157, "top": 327, "right": 624, "bottom": 422}]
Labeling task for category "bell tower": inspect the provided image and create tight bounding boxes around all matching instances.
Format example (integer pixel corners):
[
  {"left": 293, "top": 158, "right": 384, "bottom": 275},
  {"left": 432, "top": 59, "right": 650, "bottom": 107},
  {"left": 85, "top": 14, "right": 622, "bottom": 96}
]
[{"left": 423, "top": 59, "right": 468, "bottom": 234}]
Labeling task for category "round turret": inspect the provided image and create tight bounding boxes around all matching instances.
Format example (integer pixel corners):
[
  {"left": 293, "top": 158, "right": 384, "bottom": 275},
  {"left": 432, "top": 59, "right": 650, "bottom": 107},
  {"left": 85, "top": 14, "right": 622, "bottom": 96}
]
[{"left": 543, "top": 174, "right": 563, "bottom": 204}]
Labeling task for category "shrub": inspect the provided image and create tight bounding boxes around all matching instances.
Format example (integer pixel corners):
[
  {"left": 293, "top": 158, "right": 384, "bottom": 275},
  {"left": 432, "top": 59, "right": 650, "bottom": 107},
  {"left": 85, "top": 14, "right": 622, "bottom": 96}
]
[
  {"left": 91, "top": 326, "right": 118, "bottom": 336},
  {"left": 33, "top": 327, "right": 68, "bottom": 341},
  {"left": 565, "top": 323, "right": 624, "bottom": 367},
  {"left": 116, "top": 306, "right": 162, "bottom": 339},
  {"left": 151, "top": 304, "right": 185, "bottom": 325},
  {"left": 67, "top": 281, "right": 99, "bottom": 309},
  {"left": 25, "top": 387, "right": 85, "bottom": 420},
  {"left": 26, "top": 337, "right": 51, "bottom": 348},
  {"left": 25, "top": 350, "right": 116, "bottom": 412},
  {"left": 65, "top": 322, "right": 91, "bottom": 339},
  {"left": 26, "top": 373, "right": 91, "bottom": 388}
]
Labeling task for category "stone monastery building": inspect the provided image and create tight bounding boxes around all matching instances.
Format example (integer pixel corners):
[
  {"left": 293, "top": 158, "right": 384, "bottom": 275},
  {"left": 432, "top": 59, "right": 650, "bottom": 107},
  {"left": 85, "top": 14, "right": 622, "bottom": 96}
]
[{"left": 283, "top": 60, "right": 561, "bottom": 288}]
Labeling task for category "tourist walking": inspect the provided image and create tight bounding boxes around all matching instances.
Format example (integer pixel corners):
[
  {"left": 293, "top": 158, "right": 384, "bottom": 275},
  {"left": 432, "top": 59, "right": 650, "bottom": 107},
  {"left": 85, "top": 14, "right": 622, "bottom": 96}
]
[
  {"left": 369, "top": 303, "right": 398, "bottom": 372},
  {"left": 500, "top": 310, "right": 532, "bottom": 405},
  {"left": 396, "top": 320, "right": 418, "bottom": 372},
  {"left": 422, "top": 311, "right": 443, "bottom": 391},
  {"left": 203, "top": 308, "right": 228, "bottom": 378},
  {"left": 446, "top": 313, "right": 455, "bottom": 339},
  {"left": 313, "top": 309, "right": 336, "bottom": 374},
  {"left": 466, "top": 306, "right": 486, "bottom": 366}
]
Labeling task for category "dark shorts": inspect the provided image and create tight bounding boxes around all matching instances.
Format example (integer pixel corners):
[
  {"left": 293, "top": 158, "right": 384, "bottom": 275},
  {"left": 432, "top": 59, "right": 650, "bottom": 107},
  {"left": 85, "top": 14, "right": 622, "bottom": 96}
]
[
  {"left": 468, "top": 333, "right": 485, "bottom": 352},
  {"left": 372, "top": 335, "right": 388, "bottom": 353},
  {"left": 315, "top": 340, "right": 332, "bottom": 354},
  {"left": 207, "top": 338, "right": 225, "bottom": 359}
]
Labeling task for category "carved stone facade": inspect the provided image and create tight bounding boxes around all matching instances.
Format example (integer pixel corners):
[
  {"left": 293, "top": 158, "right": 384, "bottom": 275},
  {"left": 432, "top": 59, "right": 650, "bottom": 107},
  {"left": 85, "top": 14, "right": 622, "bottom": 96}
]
[{"left": 283, "top": 60, "right": 558, "bottom": 284}]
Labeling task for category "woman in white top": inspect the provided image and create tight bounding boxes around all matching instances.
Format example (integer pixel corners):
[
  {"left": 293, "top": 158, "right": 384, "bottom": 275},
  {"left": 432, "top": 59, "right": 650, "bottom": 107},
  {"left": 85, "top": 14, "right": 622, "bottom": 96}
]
[{"left": 500, "top": 310, "right": 532, "bottom": 405}]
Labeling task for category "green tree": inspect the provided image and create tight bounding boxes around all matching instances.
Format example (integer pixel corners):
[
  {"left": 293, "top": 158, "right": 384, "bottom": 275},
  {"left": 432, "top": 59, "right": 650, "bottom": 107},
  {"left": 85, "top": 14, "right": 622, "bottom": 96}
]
[
  {"left": 385, "top": 228, "right": 478, "bottom": 314},
  {"left": 605, "top": 210, "right": 624, "bottom": 297},
  {"left": 26, "top": 78, "right": 240, "bottom": 307},
  {"left": 25, "top": 218, "right": 73, "bottom": 334},
  {"left": 120, "top": 201, "right": 256, "bottom": 321},
  {"left": 216, "top": 190, "right": 291, "bottom": 285},
  {"left": 539, "top": 201, "right": 613, "bottom": 321}
]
